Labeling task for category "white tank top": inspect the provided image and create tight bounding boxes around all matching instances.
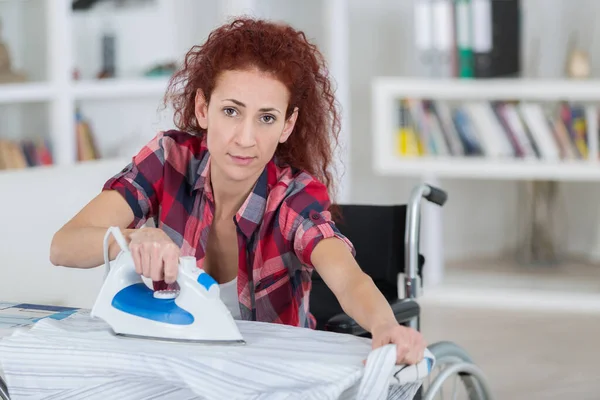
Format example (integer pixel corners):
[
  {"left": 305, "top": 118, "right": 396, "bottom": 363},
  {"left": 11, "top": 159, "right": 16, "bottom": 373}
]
[{"left": 219, "top": 277, "right": 241, "bottom": 320}]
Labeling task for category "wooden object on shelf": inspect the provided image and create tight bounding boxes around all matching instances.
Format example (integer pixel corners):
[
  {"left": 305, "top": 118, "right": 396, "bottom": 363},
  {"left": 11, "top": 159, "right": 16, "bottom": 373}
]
[
  {"left": 75, "top": 110, "right": 100, "bottom": 162},
  {"left": 0, "top": 19, "right": 26, "bottom": 84},
  {"left": 0, "top": 140, "right": 27, "bottom": 169},
  {"left": 566, "top": 49, "right": 591, "bottom": 80},
  {"left": 565, "top": 32, "right": 592, "bottom": 80}
]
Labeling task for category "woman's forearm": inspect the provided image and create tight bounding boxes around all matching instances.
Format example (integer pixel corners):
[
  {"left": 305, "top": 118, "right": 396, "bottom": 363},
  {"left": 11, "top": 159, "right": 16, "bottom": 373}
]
[
  {"left": 310, "top": 238, "right": 399, "bottom": 334},
  {"left": 337, "top": 273, "right": 397, "bottom": 334},
  {"left": 50, "top": 226, "right": 134, "bottom": 269}
]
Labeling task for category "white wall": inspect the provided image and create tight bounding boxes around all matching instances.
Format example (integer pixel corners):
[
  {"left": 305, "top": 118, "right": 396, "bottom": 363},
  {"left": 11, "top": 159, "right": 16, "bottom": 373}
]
[{"left": 0, "top": 160, "right": 127, "bottom": 308}]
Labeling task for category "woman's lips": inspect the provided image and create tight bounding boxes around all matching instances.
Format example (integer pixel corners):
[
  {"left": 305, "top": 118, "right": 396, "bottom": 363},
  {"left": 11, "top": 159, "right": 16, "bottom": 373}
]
[{"left": 229, "top": 154, "right": 255, "bottom": 165}]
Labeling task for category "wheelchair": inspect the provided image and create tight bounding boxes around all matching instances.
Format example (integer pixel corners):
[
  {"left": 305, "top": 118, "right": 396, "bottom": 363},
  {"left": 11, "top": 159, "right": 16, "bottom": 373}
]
[
  {"left": 310, "top": 183, "right": 494, "bottom": 400},
  {"left": 0, "top": 376, "right": 5, "bottom": 400}
]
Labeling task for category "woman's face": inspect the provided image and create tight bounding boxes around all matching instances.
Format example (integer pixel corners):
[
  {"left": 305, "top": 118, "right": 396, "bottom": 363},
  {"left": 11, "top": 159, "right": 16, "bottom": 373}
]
[{"left": 195, "top": 68, "right": 298, "bottom": 185}]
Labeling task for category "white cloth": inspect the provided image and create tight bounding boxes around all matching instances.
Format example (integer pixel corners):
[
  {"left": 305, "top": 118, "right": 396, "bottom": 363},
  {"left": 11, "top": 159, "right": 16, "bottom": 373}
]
[
  {"left": 219, "top": 277, "right": 241, "bottom": 320},
  {"left": 0, "top": 312, "right": 434, "bottom": 400}
]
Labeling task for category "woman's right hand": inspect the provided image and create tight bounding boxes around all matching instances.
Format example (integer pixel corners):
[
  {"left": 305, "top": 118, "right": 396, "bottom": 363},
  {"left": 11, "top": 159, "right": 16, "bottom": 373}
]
[{"left": 128, "top": 228, "right": 180, "bottom": 284}]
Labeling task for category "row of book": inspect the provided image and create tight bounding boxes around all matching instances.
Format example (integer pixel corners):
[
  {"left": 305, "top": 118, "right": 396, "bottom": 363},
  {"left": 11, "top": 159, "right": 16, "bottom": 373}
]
[
  {"left": 0, "top": 139, "right": 53, "bottom": 170},
  {"left": 413, "top": 0, "right": 520, "bottom": 78},
  {"left": 0, "top": 111, "right": 100, "bottom": 170},
  {"left": 76, "top": 110, "right": 101, "bottom": 162},
  {"left": 395, "top": 99, "right": 597, "bottom": 161}
]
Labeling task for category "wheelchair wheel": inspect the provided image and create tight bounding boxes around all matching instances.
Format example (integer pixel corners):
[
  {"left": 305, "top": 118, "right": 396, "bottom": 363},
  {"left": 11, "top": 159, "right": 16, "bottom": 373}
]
[
  {"left": 0, "top": 376, "right": 8, "bottom": 400},
  {"left": 421, "top": 341, "right": 493, "bottom": 400}
]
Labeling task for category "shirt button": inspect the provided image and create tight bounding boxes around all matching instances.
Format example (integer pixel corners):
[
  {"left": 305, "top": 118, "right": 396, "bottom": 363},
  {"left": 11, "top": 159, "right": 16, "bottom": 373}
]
[{"left": 311, "top": 213, "right": 320, "bottom": 220}]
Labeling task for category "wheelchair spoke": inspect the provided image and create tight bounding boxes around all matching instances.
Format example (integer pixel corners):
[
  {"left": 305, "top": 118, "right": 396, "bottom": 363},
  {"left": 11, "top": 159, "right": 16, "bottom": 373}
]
[
  {"left": 451, "top": 374, "right": 458, "bottom": 400},
  {"left": 425, "top": 359, "right": 473, "bottom": 400},
  {"left": 423, "top": 342, "right": 493, "bottom": 400}
]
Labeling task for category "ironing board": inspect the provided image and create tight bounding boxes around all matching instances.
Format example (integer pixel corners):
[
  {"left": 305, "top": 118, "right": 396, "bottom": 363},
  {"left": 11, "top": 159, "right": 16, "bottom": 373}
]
[
  {"left": 0, "top": 302, "right": 80, "bottom": 335},
  {"left": 0, "top": 302, "right": 433, "bottom": 400},
  {"left": 0, "top": 302, "right": 81, "bottom": 400}
]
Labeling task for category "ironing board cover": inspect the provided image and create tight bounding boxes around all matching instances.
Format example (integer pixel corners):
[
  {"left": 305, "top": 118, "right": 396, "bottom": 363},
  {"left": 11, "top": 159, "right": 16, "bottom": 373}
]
[{"left": 0, "top": 311, "right": 434, "bottom": 400}]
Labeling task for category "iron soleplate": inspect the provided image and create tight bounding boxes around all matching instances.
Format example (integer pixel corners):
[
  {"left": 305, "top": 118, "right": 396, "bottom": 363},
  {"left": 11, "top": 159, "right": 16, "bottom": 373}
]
[{"left": 112, "top": 332, "right": 246, "bottom": 346}]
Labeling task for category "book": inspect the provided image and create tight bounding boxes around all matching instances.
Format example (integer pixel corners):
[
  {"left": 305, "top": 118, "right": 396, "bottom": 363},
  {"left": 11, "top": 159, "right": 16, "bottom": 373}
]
[{"left": 394, "top": 98, "right": 599, "bottom": 161}]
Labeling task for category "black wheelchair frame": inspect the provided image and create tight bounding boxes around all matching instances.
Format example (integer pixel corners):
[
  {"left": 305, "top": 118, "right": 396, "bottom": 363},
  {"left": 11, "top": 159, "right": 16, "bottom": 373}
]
[{"left": 310, "top": 183, "right": 494, "bottom": 400}]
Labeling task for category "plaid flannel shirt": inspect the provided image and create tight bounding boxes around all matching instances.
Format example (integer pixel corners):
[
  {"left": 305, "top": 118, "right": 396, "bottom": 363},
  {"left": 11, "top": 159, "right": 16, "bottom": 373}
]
[{"left": 103, "top": 130, "right": 355, "bottom": 328}]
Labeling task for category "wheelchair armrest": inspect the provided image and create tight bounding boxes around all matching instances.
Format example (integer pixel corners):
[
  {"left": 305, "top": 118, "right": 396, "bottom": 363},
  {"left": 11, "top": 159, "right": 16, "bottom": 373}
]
[{"left": 324, "top": 298, "right": 420, "bottom": 336}]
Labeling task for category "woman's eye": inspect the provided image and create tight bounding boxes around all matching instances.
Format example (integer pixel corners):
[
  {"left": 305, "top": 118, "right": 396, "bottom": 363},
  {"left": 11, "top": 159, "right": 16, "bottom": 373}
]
[
  {"left": 261, "top": 115, "right": 276, "bottom": 124},
  {"left": 224, "top": 107, "right": 237, "bottom": 117}
]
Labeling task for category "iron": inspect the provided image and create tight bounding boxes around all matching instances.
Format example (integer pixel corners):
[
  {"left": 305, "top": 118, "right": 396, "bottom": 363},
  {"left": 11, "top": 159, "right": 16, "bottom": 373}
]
[{"left": 90, "top": 226, "right": 245, "bottom": 345}]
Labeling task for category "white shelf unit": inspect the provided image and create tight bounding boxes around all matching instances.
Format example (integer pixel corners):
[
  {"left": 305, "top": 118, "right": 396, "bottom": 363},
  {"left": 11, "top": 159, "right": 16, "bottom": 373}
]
[
  {"left": 0, "top": 82, "right": 55, "bottom": 103},
  {"left": 0, "top": 0, "right": 351, "bottom": 203},
  {"left": 0, "top": 0, "right": 173, "bottom": 167},
  {"left": 0, "top": 78, "right": 170, "bottom": 104},
  {"left": 371, "top": 77, "right": 600, "bottom": 290},
  {"left": 372, "top": 77, "right": 600, "bottom": 182},
  {"left": 72, "top": 77, "right": 171, "bottom": 100},
  {"left": 377, "top": 157, "right": 600, "bottom": 181}
]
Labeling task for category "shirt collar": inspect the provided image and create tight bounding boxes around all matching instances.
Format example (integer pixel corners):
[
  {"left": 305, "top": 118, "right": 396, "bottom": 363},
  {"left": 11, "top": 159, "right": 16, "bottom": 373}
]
[
  {"left": 233, "top": 165, "right": 270, "bottom": 239},
  {"left": 189, "top": 136, "right": 211, "bottom": 196},
  {"left": 190, "top": 138, "right": 275, "bottom": 239}
]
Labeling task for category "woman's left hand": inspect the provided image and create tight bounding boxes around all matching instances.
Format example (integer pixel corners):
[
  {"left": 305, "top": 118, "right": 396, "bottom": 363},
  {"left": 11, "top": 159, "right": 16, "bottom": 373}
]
[{"left": 371, "top": 322, "right": 427, "bottom": 365}]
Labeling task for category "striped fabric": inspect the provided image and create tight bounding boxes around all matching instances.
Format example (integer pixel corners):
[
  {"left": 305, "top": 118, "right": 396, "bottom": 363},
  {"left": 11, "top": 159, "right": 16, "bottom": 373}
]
[
  {"left": 103, "top": 130, "right": 355, "bottom": 329},
  {"left": 0, "top": 312, "right": 433, "bottom": 399}
]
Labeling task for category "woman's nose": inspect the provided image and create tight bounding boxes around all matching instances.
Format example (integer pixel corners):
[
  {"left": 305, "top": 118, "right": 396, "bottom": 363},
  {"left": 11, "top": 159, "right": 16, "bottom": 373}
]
[{"left": 234, "top": 119, "right": 256, "bottom": 147}]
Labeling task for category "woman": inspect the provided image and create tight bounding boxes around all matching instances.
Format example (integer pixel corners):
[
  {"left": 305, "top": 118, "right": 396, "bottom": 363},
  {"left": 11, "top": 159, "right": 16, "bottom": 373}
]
[{"left": 50, "top": 17, "right": 426, "bottom": 365}]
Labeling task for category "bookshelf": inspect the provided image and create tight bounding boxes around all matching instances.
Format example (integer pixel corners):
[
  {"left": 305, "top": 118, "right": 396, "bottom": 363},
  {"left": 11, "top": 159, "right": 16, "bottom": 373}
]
[
  {"left": 372, "top": 77, "right": 600, "bottom": 181},
  {"left": 0, "top": 0, "right": 171, "bottom": 168},
  {"left": 372, "top": 76, "right": 600, "bottom": 290},
  {"left": 0, "top": 0, "right": 351, "bottom": 205}
]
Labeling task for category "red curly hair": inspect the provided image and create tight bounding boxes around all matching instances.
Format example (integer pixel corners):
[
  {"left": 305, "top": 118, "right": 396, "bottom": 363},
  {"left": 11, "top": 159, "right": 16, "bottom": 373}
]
[{"left": 164, "top": 17, "right": 342, "bottom": 202}]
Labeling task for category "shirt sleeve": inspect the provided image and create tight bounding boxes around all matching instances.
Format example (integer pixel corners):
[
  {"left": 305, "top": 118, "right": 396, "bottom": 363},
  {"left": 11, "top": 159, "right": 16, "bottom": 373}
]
[
  {"left": 102, "top": 131, "right": 167, "bottom": 228},
  {"left": 281, "top": 179, "right": 356, "bottom": 268}
]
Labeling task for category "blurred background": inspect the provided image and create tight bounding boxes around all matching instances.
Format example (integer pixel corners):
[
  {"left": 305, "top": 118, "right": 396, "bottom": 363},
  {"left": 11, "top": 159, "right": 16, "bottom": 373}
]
[{"left": 1, "top": 0, "right": 600, "bottom": 398}]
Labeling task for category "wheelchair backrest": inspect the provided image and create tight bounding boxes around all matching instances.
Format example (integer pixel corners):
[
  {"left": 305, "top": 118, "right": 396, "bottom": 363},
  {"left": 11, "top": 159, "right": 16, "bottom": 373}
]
[
  {"left": 330, "top": 204, "right": 407, "bottom": 295},
  {"left": 310, "top": 204, "right": 425, "bottom": 330}
]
